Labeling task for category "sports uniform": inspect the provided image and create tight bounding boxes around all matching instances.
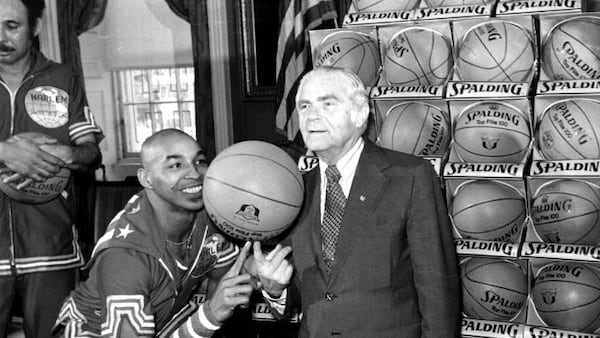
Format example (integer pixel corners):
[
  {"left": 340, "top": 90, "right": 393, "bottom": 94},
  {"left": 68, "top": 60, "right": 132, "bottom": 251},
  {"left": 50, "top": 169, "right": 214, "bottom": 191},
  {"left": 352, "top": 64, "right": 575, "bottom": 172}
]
[
  {"left": 54, "top": 190, "right": 240, "bottom": 337},
  {"left": 0, "top": 49, "right": 103, "bottom": 337}
]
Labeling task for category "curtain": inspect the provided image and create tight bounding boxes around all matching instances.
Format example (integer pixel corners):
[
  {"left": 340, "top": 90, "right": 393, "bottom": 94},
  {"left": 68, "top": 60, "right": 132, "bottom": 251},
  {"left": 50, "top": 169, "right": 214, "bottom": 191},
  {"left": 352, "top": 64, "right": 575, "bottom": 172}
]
[
  {"left": 164, "top": 0, "right": 216, "bottom": 160},
  {"left": 56, "top": 0, "right": 107, "bottom": 87},
  {"left": 55, "top": 0, "right": 107, "bottom": 258}
]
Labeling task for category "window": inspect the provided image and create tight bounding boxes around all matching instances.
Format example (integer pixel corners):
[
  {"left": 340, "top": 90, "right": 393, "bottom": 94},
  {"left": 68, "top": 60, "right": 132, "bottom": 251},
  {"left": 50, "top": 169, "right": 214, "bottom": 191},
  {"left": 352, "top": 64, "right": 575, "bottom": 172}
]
[{"left": 116, "top": 67, "right": 195, "bottom": 155}]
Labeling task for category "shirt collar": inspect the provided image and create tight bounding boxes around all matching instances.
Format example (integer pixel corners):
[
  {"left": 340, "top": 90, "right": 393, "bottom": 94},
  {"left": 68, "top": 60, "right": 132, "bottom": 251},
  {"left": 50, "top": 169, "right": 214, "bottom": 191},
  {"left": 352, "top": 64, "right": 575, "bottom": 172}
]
[{"left": 319, "top": 138, "right": 364, "bottom": 183}]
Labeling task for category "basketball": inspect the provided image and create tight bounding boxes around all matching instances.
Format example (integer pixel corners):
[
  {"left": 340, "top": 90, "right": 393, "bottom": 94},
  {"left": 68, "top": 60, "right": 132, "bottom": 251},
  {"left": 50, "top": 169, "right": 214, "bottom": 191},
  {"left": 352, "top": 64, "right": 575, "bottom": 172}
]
[
  {"left": 382, "top": 27, "right": 453, "bottom": 86},
  {"left": 313, "top": 30, "right": 381, "bottom": 87},
  {"left": 379, "top": 101, "right": 450, "bottom": 156},
  {"left": 0, "top": 132, "right": 71, "bottom": 204},
  {"left": 542, "top": 16, "right": 600, "bottom": 80},
  {"left": 461, "top": 257, "right": 528, "bottom": 321},
  {"left": 352, "top": 0, "right": 421, "bottom": 12},
  {"left": 453, "top": 101, "right": 531, "bottom": 163},
  {"left": 531, "top": 179, "right": 600, "bottom": 245},
  {"left": 423, "top": 0, "right": 488, "bottom": 7},
  {"left": 532, "top": 262, "right": 600, "bottom": 333},
  {"left": 537, "top": 98, "right": 600, "bottom": 160},
  {"left": 451, "top": 180, "right": 526, "bottom": 242},
  {"left": 203, "top": 141, "right": 304, "bottom": 241},
  {"left": 456, "top": 20, "right": 535, "bottom": 82}
]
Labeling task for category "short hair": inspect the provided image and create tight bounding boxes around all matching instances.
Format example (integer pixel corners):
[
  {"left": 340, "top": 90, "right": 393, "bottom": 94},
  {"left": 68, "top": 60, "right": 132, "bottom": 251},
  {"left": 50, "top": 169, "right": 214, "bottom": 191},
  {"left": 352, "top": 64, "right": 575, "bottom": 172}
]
[
  {"left": 297, "top": 67, "right": 371, "bottom": 132},
  {"left": 19, "top": 0, "right": 45, "bottom": 30}
]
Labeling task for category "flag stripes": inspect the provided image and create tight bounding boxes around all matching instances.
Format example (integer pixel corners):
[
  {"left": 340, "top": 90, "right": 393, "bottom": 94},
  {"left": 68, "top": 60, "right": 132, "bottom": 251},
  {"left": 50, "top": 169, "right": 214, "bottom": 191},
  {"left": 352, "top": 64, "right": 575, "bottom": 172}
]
[{"left": 275, "top": 0, "right": 337, "bottom": 140}]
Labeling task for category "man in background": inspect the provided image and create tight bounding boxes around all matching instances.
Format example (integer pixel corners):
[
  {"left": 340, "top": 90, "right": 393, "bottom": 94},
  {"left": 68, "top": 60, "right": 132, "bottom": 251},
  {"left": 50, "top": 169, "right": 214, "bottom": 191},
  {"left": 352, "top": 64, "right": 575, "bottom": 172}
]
[
  {"left": 0, "top": 0, "right": 103, "bottom": 336},
  {"left": 254, "top": 67, "right": 461, "bottom": 337}
]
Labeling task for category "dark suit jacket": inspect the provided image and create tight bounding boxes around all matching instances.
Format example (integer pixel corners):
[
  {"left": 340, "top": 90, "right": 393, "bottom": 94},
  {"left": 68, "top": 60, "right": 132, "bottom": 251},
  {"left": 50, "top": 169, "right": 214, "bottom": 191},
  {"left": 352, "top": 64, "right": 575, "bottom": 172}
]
[{"left": 284, "top": 140, "right": 460, "bottom": 338}]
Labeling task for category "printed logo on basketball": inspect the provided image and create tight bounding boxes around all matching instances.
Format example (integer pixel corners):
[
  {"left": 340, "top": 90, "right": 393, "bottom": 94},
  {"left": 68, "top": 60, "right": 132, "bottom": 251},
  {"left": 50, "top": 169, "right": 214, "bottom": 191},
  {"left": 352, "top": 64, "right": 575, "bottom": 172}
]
[
  {"left": 24, "top": 86, "right": 69, "bottom": 128},
  {"left": 480, "top": 290, "right": 525, "bottom": 314},
  {"left": 481, "top": 136, "right": 499, "bottom": 150},
  {"left": 315, "top": 42, "right": 341, "bottom": 66},
  {"left": 541, "top": 290, "right": 557, "bottom": 304},
  {"left": 235, "top": 204, "right": 260, "bottom": 222}
]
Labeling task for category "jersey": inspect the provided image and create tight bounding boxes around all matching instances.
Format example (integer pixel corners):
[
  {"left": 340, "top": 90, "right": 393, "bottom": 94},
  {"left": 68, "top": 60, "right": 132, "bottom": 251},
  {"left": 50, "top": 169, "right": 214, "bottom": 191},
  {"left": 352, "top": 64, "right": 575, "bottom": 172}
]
[
  {"left": 54, "top": 190, "right": 239, "bottom": 337},
  {"left": 0, "top": 49, "right": 103, "bottom": 276}
]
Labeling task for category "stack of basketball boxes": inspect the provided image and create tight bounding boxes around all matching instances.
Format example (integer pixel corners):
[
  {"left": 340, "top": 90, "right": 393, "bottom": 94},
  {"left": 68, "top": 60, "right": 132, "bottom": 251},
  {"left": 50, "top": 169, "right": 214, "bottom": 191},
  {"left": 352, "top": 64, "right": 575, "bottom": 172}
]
[
  {"left": 309, "top": 0, "right": 600, "bottom": 337},
  {"left": 521, "top": 6, "right": 600, "bottom": 337},
  {"left": 443, "top": 8, "right": 535, "bottom": 338}
]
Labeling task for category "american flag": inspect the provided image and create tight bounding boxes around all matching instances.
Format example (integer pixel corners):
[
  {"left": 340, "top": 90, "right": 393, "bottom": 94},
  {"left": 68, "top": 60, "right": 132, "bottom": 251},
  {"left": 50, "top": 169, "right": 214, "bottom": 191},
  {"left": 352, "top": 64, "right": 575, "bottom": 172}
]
[{"left": 275, "top": 0, "right": 338, "bottom": 141}]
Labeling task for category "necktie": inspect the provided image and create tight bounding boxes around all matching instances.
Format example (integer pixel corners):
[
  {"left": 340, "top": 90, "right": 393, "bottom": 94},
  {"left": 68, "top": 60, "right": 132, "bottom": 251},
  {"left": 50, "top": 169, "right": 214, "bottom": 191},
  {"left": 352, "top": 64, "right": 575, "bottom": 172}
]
[{"left": 321, "top": 165, "right": 346, "bottom": 273}]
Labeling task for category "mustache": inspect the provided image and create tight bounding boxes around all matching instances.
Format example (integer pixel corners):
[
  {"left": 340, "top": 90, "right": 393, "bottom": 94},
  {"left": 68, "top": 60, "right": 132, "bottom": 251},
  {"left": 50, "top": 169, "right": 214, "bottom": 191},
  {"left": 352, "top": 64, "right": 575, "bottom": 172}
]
[{"left": 0, "top": 44, "right": 15, "bottom": 52}]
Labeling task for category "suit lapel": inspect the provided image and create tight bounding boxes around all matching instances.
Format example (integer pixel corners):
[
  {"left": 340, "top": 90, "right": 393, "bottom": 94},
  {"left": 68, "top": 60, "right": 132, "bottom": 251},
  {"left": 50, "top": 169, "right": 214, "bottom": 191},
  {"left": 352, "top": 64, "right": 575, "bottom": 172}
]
[
  {"left": 292, "top": 167, "right": 323, "bottom": 276},
  {"left": 328, "top": 142, "right": 390, "bottom": 283}
]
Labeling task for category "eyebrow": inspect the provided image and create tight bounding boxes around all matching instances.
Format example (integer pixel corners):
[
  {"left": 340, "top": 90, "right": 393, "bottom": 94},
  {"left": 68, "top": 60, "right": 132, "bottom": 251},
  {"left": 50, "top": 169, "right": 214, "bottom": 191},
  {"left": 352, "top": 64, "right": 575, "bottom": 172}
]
[{"left": 164, "top": 150, "right": 206, "bottom": 161}]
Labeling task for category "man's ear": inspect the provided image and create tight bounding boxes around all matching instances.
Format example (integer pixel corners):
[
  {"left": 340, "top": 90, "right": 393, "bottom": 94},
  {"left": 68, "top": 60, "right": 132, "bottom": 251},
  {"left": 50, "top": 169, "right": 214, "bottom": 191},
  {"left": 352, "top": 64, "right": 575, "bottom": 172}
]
[
  {"left": 137, "top": 168, "right": 152, "bottom": 189},
  {"left": 353, "top": 104, "right": 370, "bottom": 128},
  {"left": 33, "top": 18, "right": 42, "bottom": 37}
]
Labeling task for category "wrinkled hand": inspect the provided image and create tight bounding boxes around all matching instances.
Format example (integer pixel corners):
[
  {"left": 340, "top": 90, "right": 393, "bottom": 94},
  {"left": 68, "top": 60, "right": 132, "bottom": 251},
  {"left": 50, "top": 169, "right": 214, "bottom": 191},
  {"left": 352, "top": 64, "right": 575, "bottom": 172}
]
[
  {"left": 253, "top": 242, "right": 293, "bottom": 297},
  {"left": 207, "top": 241, "right": 255, "bottom": 323},
  {"left": 1, "top": 134, "right": 65, "bottom": 185}
]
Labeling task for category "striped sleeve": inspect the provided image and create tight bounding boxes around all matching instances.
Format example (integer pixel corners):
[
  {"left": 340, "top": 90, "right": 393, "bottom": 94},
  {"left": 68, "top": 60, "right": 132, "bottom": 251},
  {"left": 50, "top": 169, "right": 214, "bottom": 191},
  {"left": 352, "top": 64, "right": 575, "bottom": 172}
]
[
  {"left": 160, "top": 303, "right": 221, "bottom": 338},
  {"left": 213, "top": 241, "right": 240, "bottom": 269},
  {"left": 67, "top": 72, "right": 103, "bottom": 142}
]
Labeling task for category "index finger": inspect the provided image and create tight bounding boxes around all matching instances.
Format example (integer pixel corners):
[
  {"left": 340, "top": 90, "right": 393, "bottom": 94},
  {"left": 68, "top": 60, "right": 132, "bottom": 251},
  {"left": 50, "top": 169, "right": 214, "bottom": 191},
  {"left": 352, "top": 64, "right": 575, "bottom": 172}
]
[{"left": 224, "top": 241, "right": 251, "bottom": 278}]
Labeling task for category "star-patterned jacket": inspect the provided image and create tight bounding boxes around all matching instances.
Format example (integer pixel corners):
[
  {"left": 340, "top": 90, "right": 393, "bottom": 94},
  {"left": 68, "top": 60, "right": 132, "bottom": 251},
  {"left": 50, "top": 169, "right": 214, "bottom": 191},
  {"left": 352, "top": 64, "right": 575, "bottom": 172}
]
[{"left": 54, "top": 190, "right": 239, "bottom": 337}]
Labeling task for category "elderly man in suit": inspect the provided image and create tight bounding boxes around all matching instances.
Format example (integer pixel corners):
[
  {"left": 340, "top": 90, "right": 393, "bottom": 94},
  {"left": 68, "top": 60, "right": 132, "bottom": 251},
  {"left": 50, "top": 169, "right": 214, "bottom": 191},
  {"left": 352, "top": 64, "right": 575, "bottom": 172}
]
[{"left": 252, "top": 66, "right": 460, "bottom": 338}]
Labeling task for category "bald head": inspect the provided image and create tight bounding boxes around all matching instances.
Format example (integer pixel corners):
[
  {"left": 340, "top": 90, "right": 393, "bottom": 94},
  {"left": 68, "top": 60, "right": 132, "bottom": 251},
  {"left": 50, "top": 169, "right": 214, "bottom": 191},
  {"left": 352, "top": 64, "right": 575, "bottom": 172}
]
[{"left": 140, "top": 129, "right": 201, "bottom": 168}]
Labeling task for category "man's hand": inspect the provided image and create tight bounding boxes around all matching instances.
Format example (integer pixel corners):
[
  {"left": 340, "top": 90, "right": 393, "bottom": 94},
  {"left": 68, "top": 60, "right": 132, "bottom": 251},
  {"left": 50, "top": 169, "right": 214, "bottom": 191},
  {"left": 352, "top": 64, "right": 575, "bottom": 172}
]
[
  {"left": 207, "top": 241, "right": 254, "bottom": 323},
  {"left": 0, "top": 134, "right": 65, "bottom": 183},
  {"left": 252, "top": 242, "right": 293, "bottom": 298}
]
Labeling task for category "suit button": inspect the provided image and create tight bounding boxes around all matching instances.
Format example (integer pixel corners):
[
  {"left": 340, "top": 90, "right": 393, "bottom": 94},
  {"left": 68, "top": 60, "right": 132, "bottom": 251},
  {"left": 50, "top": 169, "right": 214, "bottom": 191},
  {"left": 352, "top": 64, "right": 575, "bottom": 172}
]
[{"left": 325, "top": 293, "right": 336, "bottom": 301}]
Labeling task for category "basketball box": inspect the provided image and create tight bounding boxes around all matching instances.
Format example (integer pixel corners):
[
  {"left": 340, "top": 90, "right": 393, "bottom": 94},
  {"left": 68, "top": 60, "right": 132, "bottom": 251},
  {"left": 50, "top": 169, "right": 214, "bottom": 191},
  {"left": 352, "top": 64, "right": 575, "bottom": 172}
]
[
  {"left": 532, "top": 91, "right": 600, "bottom": 162},
  {"left": 524, "top": 258, "right": 600, "bottom": 336},
  {"left": 370, "top": 95, "right": 450, "bottom": 174},
  {"left": 450, "top": 16, "right": 538, "bottom": 85},
  {"left": 459, "top": 255, "right": 529, "bottom": 337},
  {"left": 377, "top": 22, "right": 454, "bottom": 89},
  {"left": 445, "top": 97, "right": 533, "bottom": 165},
  {"left": 537, "top": 12, "right": 600, "bottom": 83},
  {"left": 445, "top": 176, "right": 529, "bottom": 245},
  {"left": 308, "top": 27, "right": 382, "bottom": 88}
]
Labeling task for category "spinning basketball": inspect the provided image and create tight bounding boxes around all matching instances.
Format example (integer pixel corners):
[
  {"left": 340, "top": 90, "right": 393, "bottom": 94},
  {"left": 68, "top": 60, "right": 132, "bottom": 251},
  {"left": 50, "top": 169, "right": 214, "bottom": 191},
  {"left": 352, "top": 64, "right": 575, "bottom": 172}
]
[
  {"left": 203, "top": 141, "right": 304, "bottom": 241},
  {"left": 542, "top": 16, "right": 600, "bottom": 80},
  {"left": 537, "top": 98, "right": 600, "bottom": 160},
  {"left": 0, "top": 132, "right": 71, "bottom": 204},
  {"left": 379, "top": 101, "right": 450, "bottom": 156},
  {"left": 383, "top": 27, "right": 453, "bottom": 86},
  {"left": 451, "top": 180, "right": 525, "bottom": 242},
  {"left": 456, "top": 20, "right": 535, "bottom": 82},
  {"left": 453, "top": 101, "right": 531, "bottom": 163},
  {"left": 532, "top": 179, "right": 600, "bottom": 245},
  {"left": 461, "top": 257, "right": 528, "bottom": 321},
  {"left": 353, "top": 0, "right": 421, "bottom": 12},
  {"left": 533, "top": 262, "right": 600, "bottom": 333},
  {"left": 313, "top": 30, "right": 381, "bottom": 87}
]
